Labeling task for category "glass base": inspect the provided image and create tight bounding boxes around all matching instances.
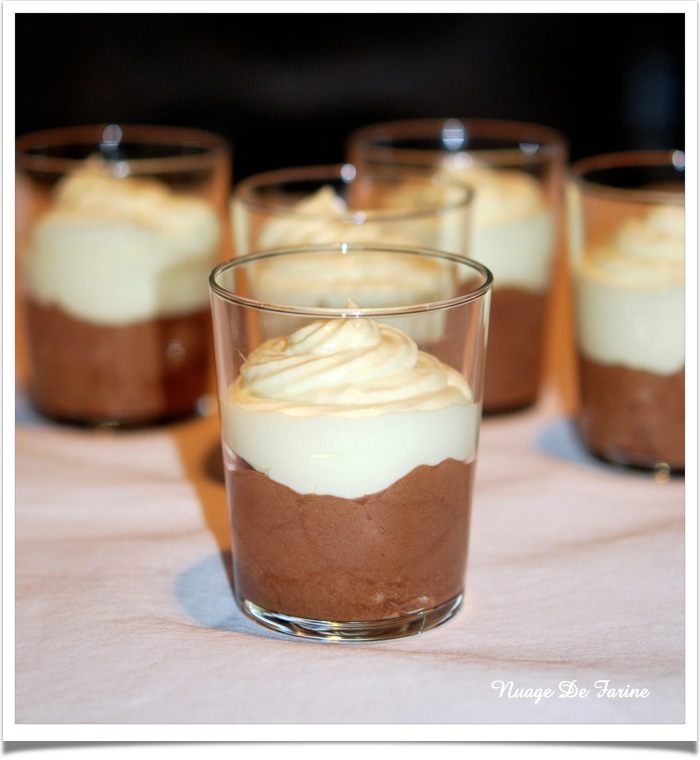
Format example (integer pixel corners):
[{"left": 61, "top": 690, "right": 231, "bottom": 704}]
[
  {"left": 237, "top": 594, "right": 463, "bottom": 642},
  {"left": 576, "top": 424, "right": 684, "bottom": 477},
  {"left": 587, "top": 448, "right": 684, "bottom": 480}
]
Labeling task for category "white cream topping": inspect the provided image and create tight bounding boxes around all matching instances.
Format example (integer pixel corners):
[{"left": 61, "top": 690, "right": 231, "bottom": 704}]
[
  {"left": 24, "top": 159, "right": 222, "bottom": 325},
  {"left": 444, "top": 164, "right": 556, "bottom": 291},
  {"left": 255, "top": 186, "right": 377, "bottom": 248},
  {"left": 234, "top": 183, "right": 466, "bottom": 254},
  {"left": 574, "top": 205, "right": 685, "bottom": 374},
  {"left": 221, "top": 314, "right": 479, "bottom": 498}
]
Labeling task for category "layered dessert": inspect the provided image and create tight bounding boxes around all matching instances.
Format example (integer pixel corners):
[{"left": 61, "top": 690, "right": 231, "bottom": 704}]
[
  {"left": 23, "top": 159, "right": 222, "bottom": 425},
  {"left": 220, "top": 311, "right": 480, "bottom": 624},
  {"left": 443, "top": 164, "right": 556, "bottom": 413},
  {"left": 573, "top": 205, "right": 685, "bottom": 470}
]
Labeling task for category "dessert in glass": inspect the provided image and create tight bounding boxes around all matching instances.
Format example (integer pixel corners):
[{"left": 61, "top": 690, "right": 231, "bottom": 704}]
[
  {"left": 209, "top": 244, "right": 492, "bottom": 641},
  {"left": 346, "top": 118, "right": 568, "bottom": 413},
  {"left": 16, "top": 124, "right": 231, "bottom": 426},
  {"left": 567, "top": 150, "right": 685, "bottom": 473}
]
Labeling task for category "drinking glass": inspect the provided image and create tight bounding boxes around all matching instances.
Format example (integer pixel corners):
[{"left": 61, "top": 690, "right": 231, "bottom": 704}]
[
  {"left": 209, "top": 244, "right": 492, "bottom": 641},
  {"left": 347, "top": 117, "right": 568, "bottom": 413},
  {"left": 16, "top": 123, "right": 232, "bottom": 426},
  {"left": 567, "top": 150, "right": 685, "bottom": 473}
]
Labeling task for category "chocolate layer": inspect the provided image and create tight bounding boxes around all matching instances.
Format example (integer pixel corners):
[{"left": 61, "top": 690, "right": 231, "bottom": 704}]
[
  {"left": 226, "top": 457, "right": 475, "bottom": 622},
  {"left": 483, "top": 287, "right": 548, "bottom": 414},
  {"left": 24, "top": 299, "right": 212, "bottom": 425},
  {"left": 577, "top": 355, "right": 684, "bottom": 471}
]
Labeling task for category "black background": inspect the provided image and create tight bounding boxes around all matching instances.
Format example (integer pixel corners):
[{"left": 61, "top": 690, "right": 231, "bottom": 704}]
[{"left": 14, "top": 11, "right": 686, "bottom": 184}]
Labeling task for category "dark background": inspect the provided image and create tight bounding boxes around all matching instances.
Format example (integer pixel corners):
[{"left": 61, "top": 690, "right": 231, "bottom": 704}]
[{"left": 15, "top": 11, "right": 686, "bottom": 184}]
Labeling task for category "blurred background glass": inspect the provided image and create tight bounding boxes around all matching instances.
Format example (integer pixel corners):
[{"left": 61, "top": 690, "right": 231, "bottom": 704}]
[
  {"left": 346, "top": 118, "right": 567, "bottom": 413},
  {"left": 567, "top": 150, "right": 685, "bottom": 473},
  {"left": 15, "top": 124, "right": 232, "bottom": 427}
]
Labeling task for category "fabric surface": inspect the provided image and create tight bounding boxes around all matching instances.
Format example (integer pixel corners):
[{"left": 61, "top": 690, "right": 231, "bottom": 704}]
[{"left": 12, "top": 386, "right": 686, "bottom": 734}]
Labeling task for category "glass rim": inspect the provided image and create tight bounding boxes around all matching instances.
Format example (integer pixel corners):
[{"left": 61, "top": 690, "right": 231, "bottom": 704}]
[
  {"left": 570, "top": 149, "right": 685, "bottom": 205},
  {"left": 209, "top": 243, "right": 493, "bottom": 317},
  {"left": 233, "top": 162, "right": 474, "bottom": 222},
  {"left": 347, "top": 117, "right": 568, "bottom": 157},
  {"left": 15, "top": 123, "right": 231, "bottom": 174}
]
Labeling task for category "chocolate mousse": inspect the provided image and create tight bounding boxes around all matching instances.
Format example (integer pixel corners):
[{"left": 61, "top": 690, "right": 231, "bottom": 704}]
[
  {"left": 577, "top": 356, "right": 684, "bottom": 471},
  {"left": 482, "top": 287, "right": 548, "bottom": 414},
  {"left": 227, "top": 456, "right": 474, "bottom": 622},
  {"left": 24, "top": 299, "right": 211, "bottom": 426},
  {"left": 446, "top": 166, "right": 556, "bottom": 414}
]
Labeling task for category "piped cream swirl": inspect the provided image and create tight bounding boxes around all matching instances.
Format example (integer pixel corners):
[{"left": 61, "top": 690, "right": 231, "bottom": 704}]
[
  {"left": 255, "top": 186, "right": 379, "bottom": 248},
  {"left": 246, "top": 184, "right": 464, "bottom": 251},
  {"left": 233, "top": 315, "right": 471, "bottom": 415},
  {"left": 582, "top": 205, "right": 684, "bottom": 288}
]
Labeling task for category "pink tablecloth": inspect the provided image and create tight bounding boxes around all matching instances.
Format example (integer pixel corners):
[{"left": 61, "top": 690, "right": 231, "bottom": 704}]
[{"left": 8, "top": 382, "right": 691, "bottom": 743}]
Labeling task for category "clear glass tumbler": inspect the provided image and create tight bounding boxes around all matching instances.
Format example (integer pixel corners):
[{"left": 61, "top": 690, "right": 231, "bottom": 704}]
[
  {"left": 567, "top": 150, "right": 685, "bottom": 473},
  {"left": 209, "top": 244, "right": 492, "bottom": 641},
  {"left": 347, "top": 117, "right": 568, "bottom": 414},
  {"left": 16, "top": 123, "right": 232, "bottom": 426}
]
